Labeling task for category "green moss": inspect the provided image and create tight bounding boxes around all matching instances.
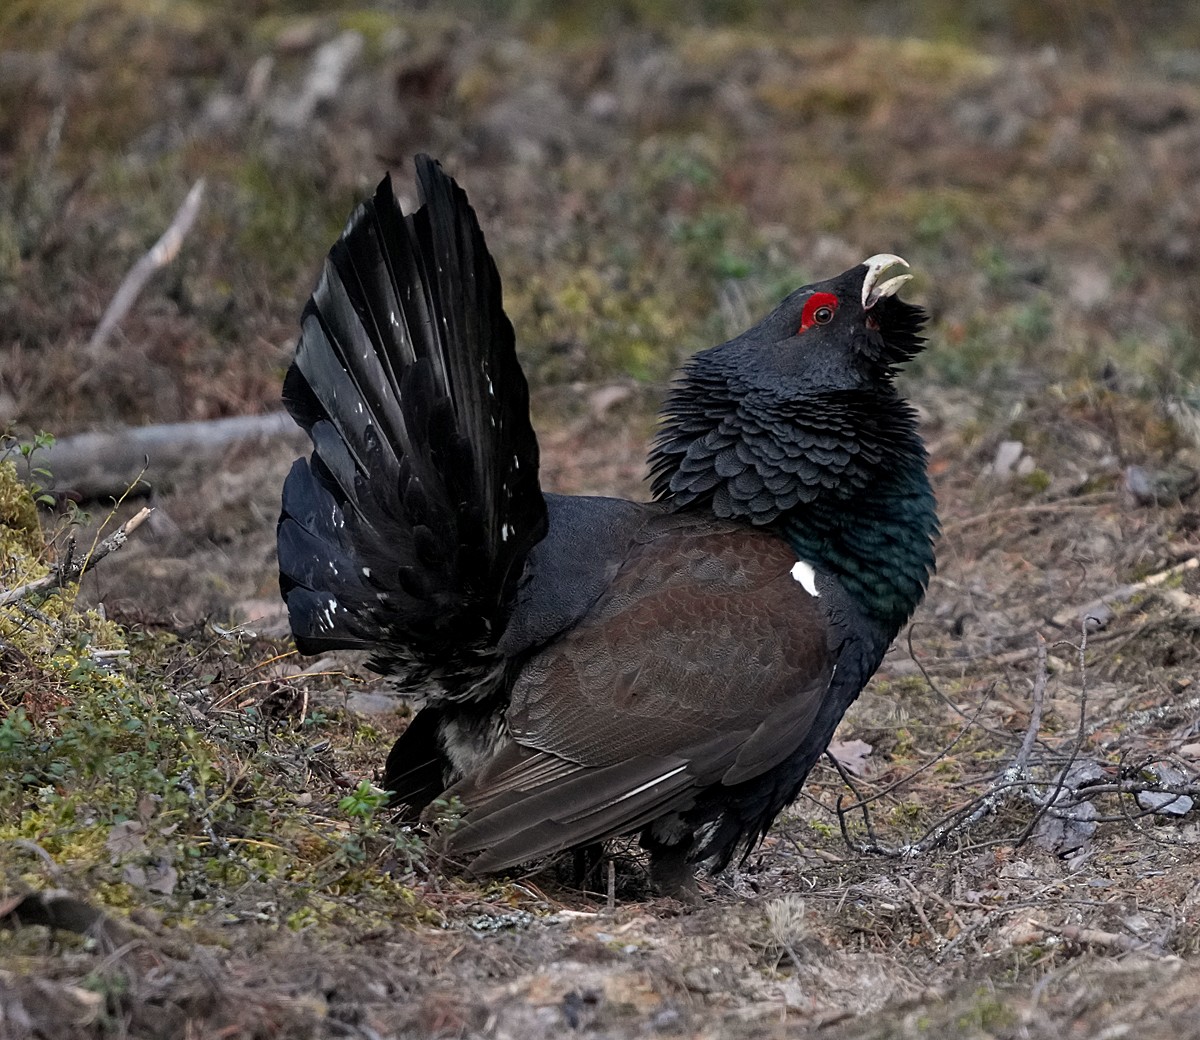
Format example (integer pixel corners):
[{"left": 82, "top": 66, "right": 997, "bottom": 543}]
[
  {"left": 1017, "top": 469, "right": 1053, "bottom": 496},
  {"left": 334, "top": 9, "right": 398, "bottom": 54},
  {"left": 956, "top": 991, "right": 1016, "bottom": 1032},
  {"left": 507, "top": 266, "right": 693, "bottom": 382},
  {"left": 890, "top": 800, "right": 925, "bottom": 821},
  {"left": 233, "top": 156, "right": 358, "bottom": 287},
  {"left": 0, "top": 463, "right": 424, "bottom": 933}
]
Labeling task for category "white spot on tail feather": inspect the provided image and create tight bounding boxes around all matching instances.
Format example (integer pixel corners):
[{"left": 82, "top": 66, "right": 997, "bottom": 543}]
[
  {"left": 790, "top": 560, "right": 820, "bottom": 597},
  {"left": 317, "top": 596, "right": 339, "bottom": 632}
]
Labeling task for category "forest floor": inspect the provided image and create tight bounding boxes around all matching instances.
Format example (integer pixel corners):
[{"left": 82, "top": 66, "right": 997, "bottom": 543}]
[{"left": 3, "top": 3, "right": 1200, "bottom": 1037}]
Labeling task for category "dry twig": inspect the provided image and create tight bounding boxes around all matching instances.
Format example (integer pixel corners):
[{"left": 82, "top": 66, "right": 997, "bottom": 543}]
[
  {"left": 922, "top": 633, "right": 1049, "bottom": 849},
  {"left": 86, "top": 179, "right": 206, "bottom": 356},
  {"left": 0, "top": 507, "right": 152, "bottom": 606},
  {"left": 833, "top": 638, "right": 1046, "bottom": 858},
  {"left": 1017, "top": 623, "right": 1094, "bottom": 845},
  {"left": 941, "top": 494, "right": 1120, "bottom": 534},
  {"left": 830, "top": 624, "right": 1126, "bottom": 862}
]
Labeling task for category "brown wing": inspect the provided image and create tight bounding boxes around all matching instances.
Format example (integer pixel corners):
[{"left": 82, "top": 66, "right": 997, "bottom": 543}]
[{"left": 443, "top": 516, "right": 835, "bottom": 871}]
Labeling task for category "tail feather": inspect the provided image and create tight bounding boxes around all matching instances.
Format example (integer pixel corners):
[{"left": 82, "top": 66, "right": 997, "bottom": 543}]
[{"left": 278, "top": 156, "right": 547, "bottom": 686}]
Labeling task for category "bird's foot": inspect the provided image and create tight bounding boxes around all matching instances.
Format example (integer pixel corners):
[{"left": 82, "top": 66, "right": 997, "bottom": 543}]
[{"left": 649, "top": 843, "right": 702, "bottom": 905}]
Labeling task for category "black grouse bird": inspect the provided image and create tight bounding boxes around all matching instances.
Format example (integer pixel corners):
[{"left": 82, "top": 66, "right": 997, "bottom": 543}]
[{"left": 278, "top": 156, "right": 937, "bottom": 894}]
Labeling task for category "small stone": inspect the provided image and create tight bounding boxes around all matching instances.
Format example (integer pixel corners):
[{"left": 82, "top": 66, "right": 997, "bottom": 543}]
[
  {"left": 1081, "top": 603, "right": 1114, "bottom": 631},
  {"left": 1125, "top": 464, "right": 1200, "bottom": 506},
  {"left": 992, "top": 440, "right": 1024, "bottom": 477},
  {"left": 1136, "top": 763, "right": 1195, "bottom": 816},
  {"left": 1137, "top": 790, "right": 1194, "bottom": 816},
  {"left": 1067, "top": 264, "right": 1112, "bottom": 310},
  {"left": 651, "top": 1007, "right": 683, "bottom": 1031}
]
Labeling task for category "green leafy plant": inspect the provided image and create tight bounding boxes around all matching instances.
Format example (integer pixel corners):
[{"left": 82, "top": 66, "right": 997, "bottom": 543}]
[
  {"left": 338, "top": 779, "right": 389, "bottom": 820},
  {"left": 1, "top": 429, "right": 56, "bottom": 506}
]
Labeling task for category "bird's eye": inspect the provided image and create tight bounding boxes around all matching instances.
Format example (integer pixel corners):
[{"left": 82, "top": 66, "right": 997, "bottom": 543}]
[{"left": 798, "top": 292, "right": 840, "bottom": 334}]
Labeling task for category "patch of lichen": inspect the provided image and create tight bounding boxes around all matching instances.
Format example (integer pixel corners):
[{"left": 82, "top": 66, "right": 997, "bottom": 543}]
[
  {"left": 0, "top": 463, "right": 128, "bottom": 717},
  {"left": 0, "top": 460, "right": 44, "bottom": 563}
]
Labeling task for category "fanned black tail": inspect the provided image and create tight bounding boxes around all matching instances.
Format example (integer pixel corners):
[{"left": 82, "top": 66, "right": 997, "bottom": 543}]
[{"left": 277, "top": 156, "right": 547, "bottom": 692}]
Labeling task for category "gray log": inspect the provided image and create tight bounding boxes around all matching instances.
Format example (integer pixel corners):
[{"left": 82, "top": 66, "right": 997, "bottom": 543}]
[{"left": 42, "top": 412, "right": 307, "bottom": 500}]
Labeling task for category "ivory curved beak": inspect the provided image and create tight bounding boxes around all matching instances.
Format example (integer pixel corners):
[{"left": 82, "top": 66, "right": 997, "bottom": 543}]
[{"left": 861, "top": 254, "right": 913, "bottom": 310}]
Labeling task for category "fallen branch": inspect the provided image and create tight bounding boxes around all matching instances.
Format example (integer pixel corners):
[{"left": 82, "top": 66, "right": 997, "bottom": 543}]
[
  {"left": 1052, "top": 557, "right": 1199, "bottom": 628},
  {"left": 1029, "top": 921, "right": 1164, "bottom": 956},
  {"left": 1066, "top": 779, "right": 1200, "bottom": 801},
  {"left": 833, "top": 631, "right": 1094, "bottom": 860},
  {"left": 42, "top": 412, "right": 307, "bottom": 499},
  {"left": 0, "top": 507, "right": 152, "bottom": 606},
  {"left": 828, "top": 681, "right": 999, "bottom": 857},
  {"left": 86, "top": 178, "right": 206, "bottom": 356}
]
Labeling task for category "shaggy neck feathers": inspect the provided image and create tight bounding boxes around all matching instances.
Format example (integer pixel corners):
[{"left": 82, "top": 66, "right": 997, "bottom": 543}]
[{"left": 649, "top": 372, "right": 937, "bottom": 636}]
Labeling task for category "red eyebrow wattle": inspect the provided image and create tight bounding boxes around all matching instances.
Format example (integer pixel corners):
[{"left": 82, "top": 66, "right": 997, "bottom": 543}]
[{"left": 799, "top": 292, "right": 839, "bottom": 333}]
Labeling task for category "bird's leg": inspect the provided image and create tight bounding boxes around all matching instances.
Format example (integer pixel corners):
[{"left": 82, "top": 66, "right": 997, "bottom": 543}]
[
  {"left": 571, "top": 842, "right": 605, "bottom": 890},
  {"left": 642, "top": 830, "right": 700, "bottom": 902}
]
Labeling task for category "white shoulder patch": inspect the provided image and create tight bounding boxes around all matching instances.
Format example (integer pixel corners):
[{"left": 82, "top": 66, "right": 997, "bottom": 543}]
[{"left": 790, "top": 560, "right": 820, "bottom": 597}]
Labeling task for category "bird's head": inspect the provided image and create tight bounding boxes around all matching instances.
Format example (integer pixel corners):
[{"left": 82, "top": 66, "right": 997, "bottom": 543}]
[{"left": 703, "top": 254, "right": 925, "bottom": 395}]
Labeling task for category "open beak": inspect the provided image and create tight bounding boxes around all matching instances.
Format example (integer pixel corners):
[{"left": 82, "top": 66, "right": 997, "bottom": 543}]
[{"left": 861, "top": 254, "right": 912, "bottom": 310}]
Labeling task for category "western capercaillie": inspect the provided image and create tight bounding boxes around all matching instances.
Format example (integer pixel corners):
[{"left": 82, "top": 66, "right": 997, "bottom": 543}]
[{"left": 278, "top": 156, "right": 937, "bottom": 896}]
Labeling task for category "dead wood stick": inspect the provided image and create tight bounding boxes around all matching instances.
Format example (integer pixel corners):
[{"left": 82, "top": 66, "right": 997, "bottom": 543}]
[
  {"left": 42, "top": 412, "right": 308, "bottom": 499},
  {"left": 1013, "top": 635, "right": 1048, "bottom": 773},
  {"left": 0, "top": 507, "right": 152, "bottom": 606},
  {"left": 899, "top": 876, "right": 942, "bottom": 948},
  {"left": 1028, "top": 921, "right": 1159, "bottom": 955},
  {"left": 86, "top": 178, "right": 206, "bottom": 356},
  {"left": 941, "top": 495, "right": 1120, "bottom": 534},
  {"left": 1051, "top": 557, "right": 1199, "bottom": 627}
]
